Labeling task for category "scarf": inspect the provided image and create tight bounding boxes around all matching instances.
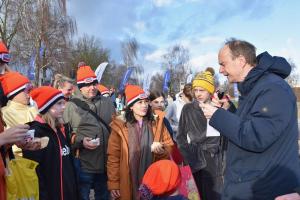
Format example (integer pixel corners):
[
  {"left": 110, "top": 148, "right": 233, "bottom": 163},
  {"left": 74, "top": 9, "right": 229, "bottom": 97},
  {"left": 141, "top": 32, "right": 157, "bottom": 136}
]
[{"left": 128, "top": 120, "right": 153, "bottom": 200}]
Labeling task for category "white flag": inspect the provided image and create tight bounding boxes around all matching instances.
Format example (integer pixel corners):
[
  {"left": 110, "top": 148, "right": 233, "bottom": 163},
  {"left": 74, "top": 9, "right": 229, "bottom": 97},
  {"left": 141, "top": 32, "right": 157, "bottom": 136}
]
[
  {"left": 95, "top": 62, "right": 109, "bottom": 83},
  {"left": 186, "top": 73, "right": 193, "bottom": 83},
  {"left": 143, "top": 73, "right": 152, "bottom": 93}
]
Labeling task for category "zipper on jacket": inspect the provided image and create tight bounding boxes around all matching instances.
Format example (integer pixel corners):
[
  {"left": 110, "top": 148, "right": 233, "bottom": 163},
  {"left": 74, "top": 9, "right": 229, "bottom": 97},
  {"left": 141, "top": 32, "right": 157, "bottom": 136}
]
[{"left": 54, "top": 129, "right": 64, "bottom": 200}]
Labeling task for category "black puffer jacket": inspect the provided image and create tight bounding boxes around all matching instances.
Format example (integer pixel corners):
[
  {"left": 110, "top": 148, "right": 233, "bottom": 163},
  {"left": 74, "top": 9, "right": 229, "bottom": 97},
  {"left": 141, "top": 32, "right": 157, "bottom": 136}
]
[{"left": 23, "top": 120, "right": 78, "bottom": 200}]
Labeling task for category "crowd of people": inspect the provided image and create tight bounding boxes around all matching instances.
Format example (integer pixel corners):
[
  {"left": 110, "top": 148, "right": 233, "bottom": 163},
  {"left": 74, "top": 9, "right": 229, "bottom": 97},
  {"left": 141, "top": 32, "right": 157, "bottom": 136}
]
[{"left": 0, "top": 38, "right": 300, "bottom": 200}]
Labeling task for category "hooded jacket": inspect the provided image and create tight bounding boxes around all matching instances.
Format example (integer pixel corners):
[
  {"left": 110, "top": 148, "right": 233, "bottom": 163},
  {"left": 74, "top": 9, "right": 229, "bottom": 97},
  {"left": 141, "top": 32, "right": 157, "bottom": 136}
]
[
  {"left": 23, "top": 120, "right": 78, "bottom": 200},
  {"left": 210, "top": 52, "right": 300, "bottom": 199}
]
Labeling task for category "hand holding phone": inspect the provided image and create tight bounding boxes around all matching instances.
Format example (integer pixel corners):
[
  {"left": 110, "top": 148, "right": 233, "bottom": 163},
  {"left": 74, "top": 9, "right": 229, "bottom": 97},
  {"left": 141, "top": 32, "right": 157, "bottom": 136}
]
[
  {"left": 217, "top": 91, "right": 225, "bottom": 100},
  {"left": 90, "top": 138, "right": 100, "bottom": 146}
]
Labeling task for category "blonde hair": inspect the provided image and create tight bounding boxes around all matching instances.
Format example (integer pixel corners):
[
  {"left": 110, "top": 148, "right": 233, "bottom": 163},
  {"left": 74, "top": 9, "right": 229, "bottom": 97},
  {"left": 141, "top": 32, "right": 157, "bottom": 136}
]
[
  {"left": 52, "top": 74, "right": 74, "bottom": 89},
  {"left": 41, "top": 112, "right": 61, "bottom": 131}
]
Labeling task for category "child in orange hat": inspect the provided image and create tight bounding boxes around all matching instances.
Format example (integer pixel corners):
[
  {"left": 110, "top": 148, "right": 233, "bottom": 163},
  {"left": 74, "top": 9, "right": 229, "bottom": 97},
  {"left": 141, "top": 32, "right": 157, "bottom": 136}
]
[
  {"left": 23, "top": 86, "right": 78, "bottom": 200},
  {"left": 0, "top": 72, "right": 39, "bottom": 154},
  {"left": 1, "top": 72, "right": 38, "bottom": 129},
  {"left": 139, "top": 160, "right": 188, "bottom": 200}
]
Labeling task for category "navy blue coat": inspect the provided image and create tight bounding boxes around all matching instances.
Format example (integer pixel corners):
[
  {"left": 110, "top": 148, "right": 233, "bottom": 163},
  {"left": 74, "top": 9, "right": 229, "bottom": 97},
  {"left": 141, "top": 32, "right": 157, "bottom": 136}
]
[{"left": 210, "top": 52, "right": 300, "bottom": 200}]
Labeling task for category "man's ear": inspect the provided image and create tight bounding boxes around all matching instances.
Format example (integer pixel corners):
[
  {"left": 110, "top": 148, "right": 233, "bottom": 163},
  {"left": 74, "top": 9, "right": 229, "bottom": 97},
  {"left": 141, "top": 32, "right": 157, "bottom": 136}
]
[{"left": 238, "top": 55, "right": 247, "bottom": 67}]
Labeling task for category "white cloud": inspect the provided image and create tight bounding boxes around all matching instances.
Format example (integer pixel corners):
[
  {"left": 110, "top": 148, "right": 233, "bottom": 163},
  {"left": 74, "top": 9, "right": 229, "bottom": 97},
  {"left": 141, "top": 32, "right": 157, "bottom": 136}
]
[
  {"left": 190, "top": 52, "right": 218, "bottom": 72},
  {"left": 198, "top": 36, "right": 224, "bottom": 45},
  {"left": 153, "top": 0, "right": 173, "bottom": 7},
  {"left": 134, "top": 21, "right": 146, "bottom": 32},
  {"left": 185, "top": 0, "right": 202, "bottom": 2},
  {"left": 144, "top": 48, "right": 167, "bottom": 62},
  {"left": 275, "top": 38, "right": 300, "bottom": 76}
]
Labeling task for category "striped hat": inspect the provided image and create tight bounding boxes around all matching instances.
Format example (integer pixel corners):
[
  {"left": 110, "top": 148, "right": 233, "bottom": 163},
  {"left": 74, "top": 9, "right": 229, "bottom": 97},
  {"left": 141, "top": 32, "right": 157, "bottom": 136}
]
[
  {"left": 0, "top": 42, "right": 8, "bottom": 54},
  {"left": 97, "top": 84, "right": 110, "bottom": 96},
  {"left": 76, "top": 62, "right": 98, "bottom": 88},
  {"left": 192, "top": 68, "right": 215, "bottom": 94},
  {"left": 0, "top": 72, "right": 30, "bottom": 98},
  {"left": 125, "top": 85, "right": 148, "bottom": 107},
  {"left": 30, "top": 86, "right": 64, "bottom": 114},
  {"left": 0, "top": 41, "right": 11, "bottom": 63}
]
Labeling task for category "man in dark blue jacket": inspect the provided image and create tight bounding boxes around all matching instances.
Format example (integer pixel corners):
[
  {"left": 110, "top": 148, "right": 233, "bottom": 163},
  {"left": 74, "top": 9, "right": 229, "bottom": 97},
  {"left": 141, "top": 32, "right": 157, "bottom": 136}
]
[{"left": 201, "top": 38, "right": 300, "bottom": 200}]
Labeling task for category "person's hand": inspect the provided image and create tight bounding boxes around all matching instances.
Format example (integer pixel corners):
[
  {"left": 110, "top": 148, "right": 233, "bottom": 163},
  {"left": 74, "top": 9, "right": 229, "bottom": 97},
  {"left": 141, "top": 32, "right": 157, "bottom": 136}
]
[
  {"left": 199, "top": 102, "right": 218, "bottom": 119},
  {"left": 211, "top": 93, "right": 231, "bottom": 110},
  {"left": 275, "top": 193, "right": 300, "bottom": 200},
  {"left": 111, "top": 189, "right": 121, "bottom": 199},
  {"left": 0, "top": 124, "right": 29, "bottom": 146},
  {"left": 151, "top": 142, "right": 165, "bottom": 154},
  {"left": 82, "top": 137, "right": 98, "bottom": 150},
  {"left": 16, "top": 138, "right": 42, "bottom": 151}
]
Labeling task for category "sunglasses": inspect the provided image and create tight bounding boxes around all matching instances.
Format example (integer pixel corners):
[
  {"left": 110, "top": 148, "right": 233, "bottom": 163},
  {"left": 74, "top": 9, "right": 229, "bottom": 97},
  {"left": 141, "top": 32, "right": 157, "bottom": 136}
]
[{"left": 0, "top": 53, "right": 11, "bottom": 63}]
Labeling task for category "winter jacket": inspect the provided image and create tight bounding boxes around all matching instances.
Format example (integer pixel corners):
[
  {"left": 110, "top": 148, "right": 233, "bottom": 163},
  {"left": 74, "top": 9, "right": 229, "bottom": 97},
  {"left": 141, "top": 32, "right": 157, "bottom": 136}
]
[
  {"left": 1, "top": 100, "right": 38, "bottom": 129},
  {"left": 176, "top": 101, "right": 223, "bottom": 174},
  {"left": 165, "top": 96, "right": 186, "bottom": 134},
  {"left": 210, "top": 52, "right": 300, "bottom": 199},
  {"left": 23, "top": 119, "right": 78, "bottom": 200},
  {"left": 63, "top": 93, "right": 115, "bottom": 173},
  {"left": 2, "top": 100, "right": 38, "bottom": 155},
  {"left": 0, "top": 113, "right": 6, "bottom": 200},
  {"left": 107, "top": 110, "right": 174, "bottom": 200}
]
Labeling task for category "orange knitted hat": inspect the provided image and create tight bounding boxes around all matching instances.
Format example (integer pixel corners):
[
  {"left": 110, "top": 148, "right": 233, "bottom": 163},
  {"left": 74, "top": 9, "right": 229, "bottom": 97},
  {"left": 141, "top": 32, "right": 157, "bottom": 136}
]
[
  {"left": 76, "top": 62, "right": 98, "bottom": 88},
  {"left": 0, "top": 42, "right": 8, "bottom": 54},
  {"left": 97, "top": 84, "right": 110, "bottom": 95},
  {"left": 30, "top": 86, "right": 64, "bottom": 114},
  {"left": 0, "top": 41, "right": 11, "bottom": 63},
  {"left": 0, "top": 72, "right": 30, "bottom": 98},
  {"left": 124, "top": 84, "right": 148, "bottom": 106},
  {"left": 140, "top": 160, "right": 181, "bottom": 198}
]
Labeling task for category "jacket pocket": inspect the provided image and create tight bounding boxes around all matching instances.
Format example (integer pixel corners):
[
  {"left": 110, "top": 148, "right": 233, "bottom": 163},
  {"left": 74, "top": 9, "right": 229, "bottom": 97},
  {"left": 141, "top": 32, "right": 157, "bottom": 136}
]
[{"left": 229, "top": 168, "right": 263, "bottom": 183}]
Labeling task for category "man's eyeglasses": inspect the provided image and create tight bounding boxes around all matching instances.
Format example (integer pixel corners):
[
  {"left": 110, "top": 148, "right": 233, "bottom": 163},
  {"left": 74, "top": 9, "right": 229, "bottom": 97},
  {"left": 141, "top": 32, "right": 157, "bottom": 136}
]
[{"left": 0, "top": 53, "right": 11, "bottom": 63}]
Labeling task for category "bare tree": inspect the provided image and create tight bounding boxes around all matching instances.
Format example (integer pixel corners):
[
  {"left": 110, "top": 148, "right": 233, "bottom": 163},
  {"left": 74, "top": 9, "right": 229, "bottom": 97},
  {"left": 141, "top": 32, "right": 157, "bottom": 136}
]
[
  {"left": 68, "top": 34, "right": 110, "bottom": 78},
  {"left": 0, "top": 0, "right": 26, "bottom": 47},
  {"left": 162, "top": 44, "right": 190, "bottom": 93},
  {"left": 19, "top": 0, "right": 75, "bottom": 85},
  {"left": 0, "top": 0, "right": 75, "bottom": 85},
  {"left": 150, "top": 72, "right": 164, "bottom": 92},
  {"left": 121, "top": 37, "right": 138, "bottom": 67},
  {"left": 121, "top": 37, "right": 144, "bottom": 86}
]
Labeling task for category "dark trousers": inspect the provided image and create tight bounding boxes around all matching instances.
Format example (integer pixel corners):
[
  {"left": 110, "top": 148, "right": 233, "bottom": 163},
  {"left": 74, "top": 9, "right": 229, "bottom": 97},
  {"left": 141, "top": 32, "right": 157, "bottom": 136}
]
[
  {"left": 79, "top": 171, "right": 109, "bottom": 200},
  {"left": 74, "top": 158, "right": 109, "bottom": 200},
  {"left": 193, "top": 151, "right": 223, "bottom": 200}
]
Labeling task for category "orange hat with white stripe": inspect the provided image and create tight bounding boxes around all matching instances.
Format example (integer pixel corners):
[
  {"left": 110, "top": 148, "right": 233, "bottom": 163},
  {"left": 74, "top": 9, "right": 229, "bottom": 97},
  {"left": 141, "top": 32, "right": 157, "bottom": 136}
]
[
  {"left": 0, "top": 42, "right": 8, "bottom": 54},
  {"left": 125, "top": 85, "right": 148, "bottom": 107},
  {"left": 30, "top": 86, "right": 64, "bottom": 114},
  {"left": 97, "top": 84, "right": 110, "bottom": 96},
  {"left": 0, "top": 41, "right": 11, "bottom": 63},
  {"left": 0, "top": 72, "right": 30, "bottom": 99},
  {"left": 76, "top": 62, "right": 98, "bottom": 88}
]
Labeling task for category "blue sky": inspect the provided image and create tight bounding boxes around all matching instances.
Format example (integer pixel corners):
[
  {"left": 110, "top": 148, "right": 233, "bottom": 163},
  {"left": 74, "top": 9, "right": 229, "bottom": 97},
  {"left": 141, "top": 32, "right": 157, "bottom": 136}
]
[{"left": 67, "top": 0, "right": 300, "bottom": 83}]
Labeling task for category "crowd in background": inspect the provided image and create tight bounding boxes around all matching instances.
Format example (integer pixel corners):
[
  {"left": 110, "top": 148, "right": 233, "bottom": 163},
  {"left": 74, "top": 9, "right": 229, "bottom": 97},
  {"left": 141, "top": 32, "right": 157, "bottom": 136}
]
[{"left": 0, "top": 38, "right": 300, "bottom": 200}]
